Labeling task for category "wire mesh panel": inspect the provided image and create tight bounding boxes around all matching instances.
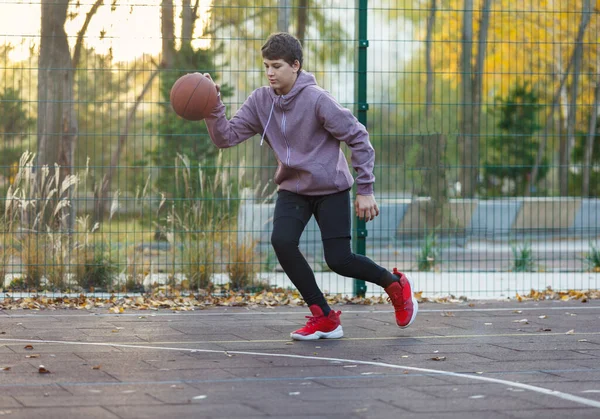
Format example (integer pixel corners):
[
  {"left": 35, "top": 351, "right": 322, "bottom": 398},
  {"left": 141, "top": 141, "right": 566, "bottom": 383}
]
[{"left": 0, "top": 0, "right": 599, "bottom": 301}]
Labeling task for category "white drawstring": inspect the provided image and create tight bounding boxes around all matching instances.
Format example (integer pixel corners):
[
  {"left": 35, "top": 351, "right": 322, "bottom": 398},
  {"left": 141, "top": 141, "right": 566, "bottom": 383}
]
[{"left": 260, "top": 100, "right": 275, "bottom": 146}]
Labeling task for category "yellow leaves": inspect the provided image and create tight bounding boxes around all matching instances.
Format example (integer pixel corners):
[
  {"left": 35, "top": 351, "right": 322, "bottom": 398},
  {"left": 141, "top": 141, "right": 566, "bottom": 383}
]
[
  {"left": 432, "top": 0, "right": 600, "bottom": 107},
  {"left": 0, "top": 286, "right": 597, "bottom": 313},
  {"left": 515, "top": 287, "right": 599, "bottom": 302}
]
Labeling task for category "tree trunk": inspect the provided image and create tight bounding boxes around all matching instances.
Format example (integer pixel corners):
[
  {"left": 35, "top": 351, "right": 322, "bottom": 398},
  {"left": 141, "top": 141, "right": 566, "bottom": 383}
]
[
  {"left": 559, "top": 98, "right": 568, "bottom": 195},
  {"left": 38, "top": 0, "right": 77, "bottom": 231},
  {"left": 296, "top": 0, "right": 309, "bottom": 45},
  {"left": 526, "top": 1, "right": 592, "bottom": 197},
  {"left": 418, "top": 134, "right": 448, "bottom": 228},
  {"left": 277, "top": 0, "right": 291, "bottom": 32},
  {"left": 181, "top": 0, "right": 193, "bottom": 52},
  {"left": 583, "top": 56, "right": 600, "bottom": 197},
  {"left": 465, "top": 0, "right": 492, "bottom": 199},
  {"left": 425, "top": 0, "right": 437, "bottom": 119},
  {"left": 564, "top": 0, "right": 592, "bottom": 196},
  {"left": 459, "top": 0, "right": 474, "bottom": 197},
  {"left": 558, "top": 52, "right": 569, "bottom": 195},
  {"left": 161, "top": 0, "right": 175, "bottom": 67}
]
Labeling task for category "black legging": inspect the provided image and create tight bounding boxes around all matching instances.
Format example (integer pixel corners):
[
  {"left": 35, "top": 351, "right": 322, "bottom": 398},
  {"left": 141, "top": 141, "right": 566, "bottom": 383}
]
[{"left": 271, "top": 189, "right": 388, "bottom": 309}]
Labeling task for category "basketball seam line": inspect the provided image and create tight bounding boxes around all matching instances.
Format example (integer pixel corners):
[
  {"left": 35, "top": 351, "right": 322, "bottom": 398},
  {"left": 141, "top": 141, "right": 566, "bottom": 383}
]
[{"left": 184, "top": 78, "right": 204, "bottom": 119}]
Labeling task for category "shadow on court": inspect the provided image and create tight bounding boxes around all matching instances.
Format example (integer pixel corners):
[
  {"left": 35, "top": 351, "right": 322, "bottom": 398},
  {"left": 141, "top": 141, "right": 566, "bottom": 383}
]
[{"left": 1, "top": 300, "right": 600, "bottom": 419}]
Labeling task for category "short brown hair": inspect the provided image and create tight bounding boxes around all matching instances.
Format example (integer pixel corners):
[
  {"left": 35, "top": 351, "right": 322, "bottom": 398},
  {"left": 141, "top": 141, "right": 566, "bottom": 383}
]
[{"left": 261, "top": 32, "right": 303, "bottom": 70}]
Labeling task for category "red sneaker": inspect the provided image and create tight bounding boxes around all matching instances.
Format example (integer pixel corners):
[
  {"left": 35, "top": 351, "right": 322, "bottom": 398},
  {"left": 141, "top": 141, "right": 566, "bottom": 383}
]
[
  {"left": 290, "top": 305, "right": 343, "bottom": 341},
  {"left": 384, "top": 268, "right": 418, "bottom": 328}
]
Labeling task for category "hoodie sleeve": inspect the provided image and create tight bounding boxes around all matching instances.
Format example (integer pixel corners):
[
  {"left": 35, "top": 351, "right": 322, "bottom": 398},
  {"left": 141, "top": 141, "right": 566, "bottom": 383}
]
[
  {"left": 204, "top": 91, "right": 263, "bottom": 149},
  {"left": 316, "top": 92, "right": 375, "bottom": 195}
]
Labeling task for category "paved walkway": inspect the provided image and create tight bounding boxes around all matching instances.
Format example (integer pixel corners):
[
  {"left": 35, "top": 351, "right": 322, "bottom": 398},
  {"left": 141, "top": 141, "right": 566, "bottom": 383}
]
[{"left": 1, "top": 300, "right": 600, "bottom": 418}]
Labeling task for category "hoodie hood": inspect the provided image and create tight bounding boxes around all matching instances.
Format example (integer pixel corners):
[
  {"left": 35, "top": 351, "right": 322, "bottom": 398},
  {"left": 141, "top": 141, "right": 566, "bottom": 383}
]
[
  {"left": 267, "top": 71, "right": 318, "bottom": 111},
  {"left": 260, "top": 71, "right": 319, "bottom": 145}
]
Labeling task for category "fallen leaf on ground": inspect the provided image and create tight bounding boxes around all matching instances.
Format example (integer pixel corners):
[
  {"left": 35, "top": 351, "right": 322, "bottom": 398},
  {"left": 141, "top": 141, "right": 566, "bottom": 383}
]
[
  {"left": 431, "top": 356, "right": 447, "bottom": 361},
  {"left": 38, "top": 365, "right": 50, "bottom": 374}
]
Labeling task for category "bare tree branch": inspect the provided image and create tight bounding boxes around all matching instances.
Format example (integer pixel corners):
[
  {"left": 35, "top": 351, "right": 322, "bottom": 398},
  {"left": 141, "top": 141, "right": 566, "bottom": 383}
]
[
  {"left": 95, "top": 60, "right": 161, "bottom": 222},
  {"left": 72, "top": 0, "right": 104, "bottom": 69}
]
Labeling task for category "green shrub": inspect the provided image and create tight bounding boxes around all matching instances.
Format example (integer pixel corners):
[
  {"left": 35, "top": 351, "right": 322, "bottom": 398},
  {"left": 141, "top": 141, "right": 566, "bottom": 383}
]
[
  {"left": 511, "top": 242, "right": 536, "bottom": 272},
  {"left": 584, "top": 243, "right": 600, "bottom": 272},
  {"left": 417, "top": 232, "right": 439, "bottom": 271}
]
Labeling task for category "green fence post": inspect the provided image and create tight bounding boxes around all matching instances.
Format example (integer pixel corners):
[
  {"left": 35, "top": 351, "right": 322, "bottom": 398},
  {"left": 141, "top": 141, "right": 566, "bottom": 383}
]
[{"left": 353, "top": 0, "right": 368, "bottom": 298}]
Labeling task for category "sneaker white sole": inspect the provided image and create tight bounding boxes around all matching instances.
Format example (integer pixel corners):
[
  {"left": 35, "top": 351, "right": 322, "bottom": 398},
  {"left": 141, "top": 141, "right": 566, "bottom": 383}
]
[
  {"left": 399, "top": 275, "right": 419, "bottom": 329},
  {"left": 290, "top": 325, "right": 344, "bottom": 341}
]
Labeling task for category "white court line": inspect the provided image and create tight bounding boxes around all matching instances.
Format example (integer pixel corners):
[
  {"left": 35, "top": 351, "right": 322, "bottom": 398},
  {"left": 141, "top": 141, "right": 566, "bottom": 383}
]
[
  {"left": 1, "top": 337, "right": 600, "bottom": 409},
  {"left": 2, "top": 304, "right": 600, "bottom": 318}
]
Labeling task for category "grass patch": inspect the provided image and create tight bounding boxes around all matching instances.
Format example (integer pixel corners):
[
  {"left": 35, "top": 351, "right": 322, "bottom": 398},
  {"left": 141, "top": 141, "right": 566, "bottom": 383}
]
[{"left": 511, "top": 242, "right": 536, "bottom": 272}]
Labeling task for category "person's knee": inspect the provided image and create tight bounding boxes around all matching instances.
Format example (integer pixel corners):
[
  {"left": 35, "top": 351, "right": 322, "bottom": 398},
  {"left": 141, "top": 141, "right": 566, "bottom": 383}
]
[
  {"left": 271, "top": 230, "right": 297, "bottom": 252},
  {"left": 324, "top": 252, "right": 353, "bottom": 274}
]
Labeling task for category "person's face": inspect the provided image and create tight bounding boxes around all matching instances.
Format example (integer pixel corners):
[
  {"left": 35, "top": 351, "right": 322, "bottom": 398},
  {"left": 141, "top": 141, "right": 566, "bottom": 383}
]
[{"left": 263, "top": 58, "right": 300, "bottom": 95}]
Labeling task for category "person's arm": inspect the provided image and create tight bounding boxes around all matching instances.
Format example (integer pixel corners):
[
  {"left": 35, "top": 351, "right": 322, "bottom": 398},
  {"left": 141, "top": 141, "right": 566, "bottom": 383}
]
[
  {"left": 316, "top": 92, "right": 379, "bottom": 221},
  {"left": 203, "top": 74, "right": 262, "bottom": 149}
]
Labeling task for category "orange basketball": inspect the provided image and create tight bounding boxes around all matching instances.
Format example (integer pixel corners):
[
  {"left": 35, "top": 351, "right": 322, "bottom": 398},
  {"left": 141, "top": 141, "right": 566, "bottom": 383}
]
[{"left": 170, "top": 73, "right": 219, "bottom": 121}]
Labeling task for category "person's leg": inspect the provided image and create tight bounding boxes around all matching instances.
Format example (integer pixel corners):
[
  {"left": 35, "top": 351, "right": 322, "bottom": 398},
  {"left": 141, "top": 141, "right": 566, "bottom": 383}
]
[
  {"left": 272, "top": 190, "right": 343, "bottom": 340},
  {"left": 315, "top": 189, "right": 418, "bottom": 328},
  {"left": 271, "top": 190, "right": 330, "bottom": 314},
  {"left": 314, "top": 189, "right": 397, "bottom": 287}
]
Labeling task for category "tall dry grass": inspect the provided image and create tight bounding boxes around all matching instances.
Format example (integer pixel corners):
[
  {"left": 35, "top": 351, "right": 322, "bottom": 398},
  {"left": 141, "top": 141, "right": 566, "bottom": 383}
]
[
  {"left": 160, "top": 152, "right": 243, "bottom": 291},
  {"left": 1, "top": 151, "right": 263, "bottom": 294}
]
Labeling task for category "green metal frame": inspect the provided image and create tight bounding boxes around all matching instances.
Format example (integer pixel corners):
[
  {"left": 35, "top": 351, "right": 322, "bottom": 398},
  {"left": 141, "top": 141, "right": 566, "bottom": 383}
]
[{"left": 353, "top": 0, "right": 369, "bottom": 297}]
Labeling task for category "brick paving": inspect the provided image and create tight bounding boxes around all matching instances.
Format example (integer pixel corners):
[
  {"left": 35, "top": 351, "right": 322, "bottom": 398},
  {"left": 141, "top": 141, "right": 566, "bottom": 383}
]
[{"left": 1, "top": 300, "right": 600, "bottom": 419}]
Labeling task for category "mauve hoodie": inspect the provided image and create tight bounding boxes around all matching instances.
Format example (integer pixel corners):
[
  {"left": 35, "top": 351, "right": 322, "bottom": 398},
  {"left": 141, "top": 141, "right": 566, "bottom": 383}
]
[{"left": 205, "top": 71, "right": 375, "bottom": 196}]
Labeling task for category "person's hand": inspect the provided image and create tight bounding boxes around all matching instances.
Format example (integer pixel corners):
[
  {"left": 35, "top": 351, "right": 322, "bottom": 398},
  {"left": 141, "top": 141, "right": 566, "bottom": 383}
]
[
  {"left": 202, "top": 73, "right": 221, "bottom": 95},
  {"left": 355, "top": 194, "right": 379, "bottom": 222}
]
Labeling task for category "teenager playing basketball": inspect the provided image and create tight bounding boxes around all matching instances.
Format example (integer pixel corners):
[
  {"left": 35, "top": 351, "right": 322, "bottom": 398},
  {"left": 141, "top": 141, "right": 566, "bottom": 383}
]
[{"left": 203, "top": 32, "right": 417, "bottom": 340}]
